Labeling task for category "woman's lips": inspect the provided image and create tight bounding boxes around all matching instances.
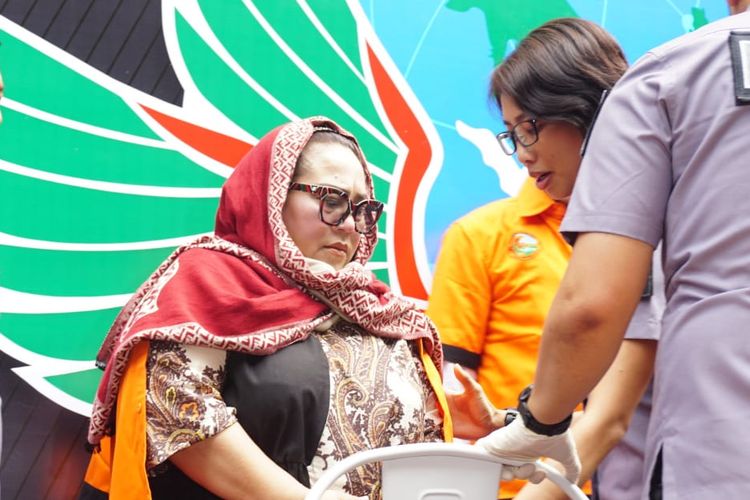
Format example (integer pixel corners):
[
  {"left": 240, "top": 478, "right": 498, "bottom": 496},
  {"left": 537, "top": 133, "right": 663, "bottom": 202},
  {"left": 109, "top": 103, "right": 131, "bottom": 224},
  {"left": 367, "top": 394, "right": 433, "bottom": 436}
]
[
  {"left": 535, "top": 172, "right": 551, "bottom": 191},
  {"left": 324, "top": 245, "right": 348, "bottom": 256}
]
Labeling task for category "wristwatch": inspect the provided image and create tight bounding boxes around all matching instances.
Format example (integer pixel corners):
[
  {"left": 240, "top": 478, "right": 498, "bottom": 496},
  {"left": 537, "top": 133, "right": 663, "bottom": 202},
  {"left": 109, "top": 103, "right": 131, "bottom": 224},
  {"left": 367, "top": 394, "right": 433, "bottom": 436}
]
[
  {"left": 503, "top": 408, "right": 519, "bottom": 427},
  {"left": 517, "top": 385, "right": 572, "bottom": 436}
]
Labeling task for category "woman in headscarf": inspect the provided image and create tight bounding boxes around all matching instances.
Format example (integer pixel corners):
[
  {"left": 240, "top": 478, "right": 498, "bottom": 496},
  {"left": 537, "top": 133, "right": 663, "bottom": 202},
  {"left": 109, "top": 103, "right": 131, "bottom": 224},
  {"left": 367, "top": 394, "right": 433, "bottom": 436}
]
[{"left": 81, "top": 117, "right": 451, "bottom": 500}]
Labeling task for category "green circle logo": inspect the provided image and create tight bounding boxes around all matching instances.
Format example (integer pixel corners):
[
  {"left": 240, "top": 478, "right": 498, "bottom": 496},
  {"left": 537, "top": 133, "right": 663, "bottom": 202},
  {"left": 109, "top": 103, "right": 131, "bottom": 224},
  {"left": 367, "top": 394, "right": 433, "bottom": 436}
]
[{"left": 510, "top": 233, "right": 540, "bottom": 259}]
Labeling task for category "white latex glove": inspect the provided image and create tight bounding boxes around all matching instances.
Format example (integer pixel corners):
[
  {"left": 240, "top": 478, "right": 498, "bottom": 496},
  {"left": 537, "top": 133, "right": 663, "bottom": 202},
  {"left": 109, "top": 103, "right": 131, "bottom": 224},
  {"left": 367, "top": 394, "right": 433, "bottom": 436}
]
[{"left": 476, "top": 417, "right": 581, "bottom": 484}]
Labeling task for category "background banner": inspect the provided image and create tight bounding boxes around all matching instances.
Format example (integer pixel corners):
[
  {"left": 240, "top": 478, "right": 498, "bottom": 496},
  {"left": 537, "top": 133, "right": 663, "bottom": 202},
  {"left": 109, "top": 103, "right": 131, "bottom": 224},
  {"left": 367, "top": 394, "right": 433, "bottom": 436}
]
[{"left": 0, "top": 1, "right": 724, "bottom": 497}]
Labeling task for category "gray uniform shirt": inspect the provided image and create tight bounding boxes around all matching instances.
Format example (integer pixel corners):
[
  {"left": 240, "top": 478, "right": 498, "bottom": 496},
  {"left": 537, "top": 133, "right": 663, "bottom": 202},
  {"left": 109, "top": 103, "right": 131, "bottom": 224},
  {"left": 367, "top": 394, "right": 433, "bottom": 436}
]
[
  {"left": 596, "top": 249, "right": 664, "bottom": 500},
  {"left": 561, "top": 12, "right": 750, "bottom": 499}
]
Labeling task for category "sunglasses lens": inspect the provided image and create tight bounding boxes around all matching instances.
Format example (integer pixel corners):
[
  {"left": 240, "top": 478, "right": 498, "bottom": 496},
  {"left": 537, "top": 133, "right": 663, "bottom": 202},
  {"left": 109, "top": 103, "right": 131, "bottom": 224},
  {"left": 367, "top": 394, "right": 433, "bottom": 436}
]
[
  {"left": 320, "top": 193, "right": 350, "bottom": 225},
  {"left": 354, "top": 201, "right": 384, "bottom": 233}
]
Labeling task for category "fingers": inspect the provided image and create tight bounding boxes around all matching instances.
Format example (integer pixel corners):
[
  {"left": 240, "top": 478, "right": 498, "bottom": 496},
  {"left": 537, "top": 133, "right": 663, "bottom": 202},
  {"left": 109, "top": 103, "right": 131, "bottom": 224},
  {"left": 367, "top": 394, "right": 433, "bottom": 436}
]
[
  {"left": 499, "top": 463, "right": 546, "bottom": 483},
  {"left": 562, "top": 456, "right": 582, "bottom": 484},
  {"left": 555, "top": 451, "right": 581, "bottom": 484},
  {"left": 528, "top": 469, "right": 546, "bottom": 484},
  {"left": 500, "top": 466, "right": 515, "bottom": 481},
  {"left": 453, "top": 364, "right": 483, "bottom": 394},
  {"left": 514, "top": 463, "right": 537, "bottom": 479},
  {"left": 452, "top": 364, "right": 470, "bottom": 388}
]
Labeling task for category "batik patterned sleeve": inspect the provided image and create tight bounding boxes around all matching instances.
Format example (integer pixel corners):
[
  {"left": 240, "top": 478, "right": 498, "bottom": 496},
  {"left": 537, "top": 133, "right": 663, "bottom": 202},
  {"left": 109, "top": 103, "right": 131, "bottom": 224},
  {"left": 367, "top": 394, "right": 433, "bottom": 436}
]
[{"left": 145, "top": 340, "right": 237, "bottom": 470}]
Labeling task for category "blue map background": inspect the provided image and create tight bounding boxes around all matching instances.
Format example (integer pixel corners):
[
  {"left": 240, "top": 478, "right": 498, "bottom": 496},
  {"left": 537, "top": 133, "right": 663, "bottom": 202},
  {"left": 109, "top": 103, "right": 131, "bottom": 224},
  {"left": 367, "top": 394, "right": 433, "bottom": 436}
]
[{"left": 361, "top": 0, "right": 729, "bottom": 267}]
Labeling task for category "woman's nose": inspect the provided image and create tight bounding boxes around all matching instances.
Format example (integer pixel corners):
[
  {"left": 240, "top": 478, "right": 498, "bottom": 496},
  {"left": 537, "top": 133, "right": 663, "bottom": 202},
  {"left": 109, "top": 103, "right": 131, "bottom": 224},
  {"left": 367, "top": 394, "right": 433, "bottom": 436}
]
[
  {"left": 515, "top": 142, "right": 535, "bottom": 166},
  {"left": 335, "top": 210, "right": 358, "bottom": 233}
]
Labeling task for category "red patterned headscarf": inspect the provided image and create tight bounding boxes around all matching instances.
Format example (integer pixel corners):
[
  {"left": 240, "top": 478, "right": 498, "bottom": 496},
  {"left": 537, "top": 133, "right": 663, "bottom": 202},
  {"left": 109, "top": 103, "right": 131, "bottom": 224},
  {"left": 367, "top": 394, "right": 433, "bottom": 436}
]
[{"left": 88, "top": 117, "right": 442, "bottom": 444}]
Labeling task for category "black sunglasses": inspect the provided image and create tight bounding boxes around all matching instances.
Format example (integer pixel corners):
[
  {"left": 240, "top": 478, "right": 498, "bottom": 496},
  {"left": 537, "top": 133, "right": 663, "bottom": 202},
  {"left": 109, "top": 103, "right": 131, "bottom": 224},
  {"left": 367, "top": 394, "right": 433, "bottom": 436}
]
[{"left": 288, "top": 182, "right": 384, "bottom": 234}]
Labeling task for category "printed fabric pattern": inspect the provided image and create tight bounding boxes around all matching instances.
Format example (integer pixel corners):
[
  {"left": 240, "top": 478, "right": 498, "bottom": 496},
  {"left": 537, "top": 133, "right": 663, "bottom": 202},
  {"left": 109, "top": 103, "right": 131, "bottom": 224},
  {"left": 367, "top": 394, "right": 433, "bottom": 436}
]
[
  {"left": 145, "top": 341, "right": 237, "bottom": 471},
  {"left": 308, "top": 321, "right": 443, "bottom": 498}
]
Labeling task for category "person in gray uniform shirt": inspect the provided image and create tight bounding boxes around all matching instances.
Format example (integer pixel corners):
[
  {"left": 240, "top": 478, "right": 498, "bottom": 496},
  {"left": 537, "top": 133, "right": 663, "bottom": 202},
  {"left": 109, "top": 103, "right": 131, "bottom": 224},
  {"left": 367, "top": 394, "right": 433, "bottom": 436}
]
[{"left": 476, "top": 2, "right": 750, "bottom": 499}]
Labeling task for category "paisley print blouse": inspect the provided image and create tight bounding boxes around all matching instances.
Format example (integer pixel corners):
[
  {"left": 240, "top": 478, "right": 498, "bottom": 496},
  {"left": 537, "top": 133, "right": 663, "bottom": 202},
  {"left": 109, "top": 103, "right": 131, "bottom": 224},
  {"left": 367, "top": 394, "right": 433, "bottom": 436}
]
[{"left": 144, "top": 319, "right": 443, "bottom": 497}]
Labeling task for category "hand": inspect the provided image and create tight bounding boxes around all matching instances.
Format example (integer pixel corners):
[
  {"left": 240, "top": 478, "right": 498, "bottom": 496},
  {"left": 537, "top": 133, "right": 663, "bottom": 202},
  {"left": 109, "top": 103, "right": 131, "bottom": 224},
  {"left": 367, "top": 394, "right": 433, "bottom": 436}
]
[
  {"left": 476, "top": 417, "right": 581, "bottom": 484},
  {"left": 445, "top": 365, "right": 503, "bottom": 440}
]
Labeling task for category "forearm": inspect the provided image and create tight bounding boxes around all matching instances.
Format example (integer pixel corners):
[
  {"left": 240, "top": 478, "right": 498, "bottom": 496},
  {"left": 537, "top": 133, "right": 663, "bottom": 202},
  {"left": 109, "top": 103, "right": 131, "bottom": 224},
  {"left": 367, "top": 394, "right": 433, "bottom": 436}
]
[
  {"left": 170, "top": 422, "right": 308, "bottom": 500},
  {"left": 529, "top": 233, "right": 653, "bottom": 423},
  {"left": 529, "top": 303, "right": 631, "bottom": 423},
  {"left": 517, "top": 339, "right": 657, "bottom": 499}
]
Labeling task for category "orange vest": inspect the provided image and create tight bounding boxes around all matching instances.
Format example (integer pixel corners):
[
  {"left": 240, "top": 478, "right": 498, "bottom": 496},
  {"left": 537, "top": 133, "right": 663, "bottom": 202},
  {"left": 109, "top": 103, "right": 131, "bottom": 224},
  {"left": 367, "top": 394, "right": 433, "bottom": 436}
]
[{"left": 84, "top": 341, "right": 151, "bottom": 498}]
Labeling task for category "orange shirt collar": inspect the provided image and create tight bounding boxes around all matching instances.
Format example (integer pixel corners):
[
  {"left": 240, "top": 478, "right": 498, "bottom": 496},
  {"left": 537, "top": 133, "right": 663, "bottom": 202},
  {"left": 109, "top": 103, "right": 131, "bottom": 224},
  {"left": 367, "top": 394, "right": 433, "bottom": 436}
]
[{"left": 516, "top": 177, "right": 566, "bottom": 219}]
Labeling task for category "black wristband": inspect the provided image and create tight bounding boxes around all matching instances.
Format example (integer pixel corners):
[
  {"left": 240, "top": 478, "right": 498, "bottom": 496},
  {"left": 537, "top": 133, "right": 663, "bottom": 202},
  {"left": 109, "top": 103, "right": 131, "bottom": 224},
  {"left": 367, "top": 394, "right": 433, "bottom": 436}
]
[
  {"left": 503, "top": 408, "right": 519, "bottom": 427},
  {"left": 517, "top": 385, "right": 572, "bottom": 436}
]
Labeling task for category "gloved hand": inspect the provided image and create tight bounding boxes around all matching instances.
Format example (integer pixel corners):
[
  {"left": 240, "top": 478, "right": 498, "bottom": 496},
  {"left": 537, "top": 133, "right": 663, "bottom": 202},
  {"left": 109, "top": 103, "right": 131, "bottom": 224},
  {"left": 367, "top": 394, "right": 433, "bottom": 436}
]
[{"left": 476, "top": 417, "right": 581, "bottom": 484}]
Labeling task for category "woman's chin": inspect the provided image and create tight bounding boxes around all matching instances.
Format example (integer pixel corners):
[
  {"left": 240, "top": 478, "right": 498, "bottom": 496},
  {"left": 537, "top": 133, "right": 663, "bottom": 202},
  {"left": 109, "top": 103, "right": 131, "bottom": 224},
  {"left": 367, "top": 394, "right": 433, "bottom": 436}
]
[
  {"left": 317, "top": 248, "right": 352, "bottom": 271},
  {"left": 547, "top": 187, "right": 572, "bottom": 204},
  {"left": 317, "top": 256, "right": 346, "bottom": 272}
]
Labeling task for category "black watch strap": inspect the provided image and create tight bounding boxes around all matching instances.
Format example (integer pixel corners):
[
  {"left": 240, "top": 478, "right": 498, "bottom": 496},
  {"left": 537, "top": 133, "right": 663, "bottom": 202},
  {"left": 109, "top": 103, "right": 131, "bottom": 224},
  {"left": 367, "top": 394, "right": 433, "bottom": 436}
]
[
  {"left": 517, "top": 385, "right": 572, "bottom": 436},
  {"left": 503, "top": 408, "right": 519, "bottom": 427}
]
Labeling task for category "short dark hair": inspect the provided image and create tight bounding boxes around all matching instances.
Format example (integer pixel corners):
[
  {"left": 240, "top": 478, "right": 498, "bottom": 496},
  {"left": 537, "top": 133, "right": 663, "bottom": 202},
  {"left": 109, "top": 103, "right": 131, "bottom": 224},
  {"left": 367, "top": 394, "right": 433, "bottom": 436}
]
[{"left": 490, "top": 18, "right": 628, "bottom": 133}]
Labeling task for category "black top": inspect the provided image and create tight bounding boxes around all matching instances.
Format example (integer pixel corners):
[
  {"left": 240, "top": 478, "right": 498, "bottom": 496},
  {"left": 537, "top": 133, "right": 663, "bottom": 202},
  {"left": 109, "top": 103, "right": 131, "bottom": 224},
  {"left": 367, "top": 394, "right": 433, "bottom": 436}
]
[{"left": 223, "top": 334, "right": 330, "bottom": 486}]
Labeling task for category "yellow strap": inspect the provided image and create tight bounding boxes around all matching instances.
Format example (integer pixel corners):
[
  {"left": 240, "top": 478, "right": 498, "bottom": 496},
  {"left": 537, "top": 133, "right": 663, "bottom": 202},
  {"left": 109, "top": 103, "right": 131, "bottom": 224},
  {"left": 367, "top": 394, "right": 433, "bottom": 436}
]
[{"left": 419, "top": 339, "right": 453, "bottom": 442}]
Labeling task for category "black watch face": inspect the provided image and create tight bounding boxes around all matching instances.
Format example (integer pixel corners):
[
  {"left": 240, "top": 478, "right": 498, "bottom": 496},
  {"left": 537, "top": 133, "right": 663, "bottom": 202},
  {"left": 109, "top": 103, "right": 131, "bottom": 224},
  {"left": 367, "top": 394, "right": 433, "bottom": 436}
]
[
  {"left": 504, "top": 409, "right": 519, "bottom": 427},
  {"left": 518, "top": 384, "right": 533, "bottom": 404}
]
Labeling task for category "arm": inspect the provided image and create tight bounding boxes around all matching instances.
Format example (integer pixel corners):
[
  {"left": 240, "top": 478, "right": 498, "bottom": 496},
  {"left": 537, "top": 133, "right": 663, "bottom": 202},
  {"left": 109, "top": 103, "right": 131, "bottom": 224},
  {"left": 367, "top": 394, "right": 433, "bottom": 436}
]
[
  {"left": 528, "top": 232, "right": 654, "bottom": 424},
  {"left": 428, "top": 222, "right": 500, "bottom": 439},
  {"left": 171, "top": 425, "right": 360, "bottom": 500},
  {"left": 475, "top": 233, "right": 653, "bottom": 483},
  {"left": 515, "top": 339, "right": 656, "bottom": 499},
  {"left": 147, "top": 343, "right": 359, "bottom": 500},
  {"left": 170, "top": 422, "right": 310, "bottom": 500}
]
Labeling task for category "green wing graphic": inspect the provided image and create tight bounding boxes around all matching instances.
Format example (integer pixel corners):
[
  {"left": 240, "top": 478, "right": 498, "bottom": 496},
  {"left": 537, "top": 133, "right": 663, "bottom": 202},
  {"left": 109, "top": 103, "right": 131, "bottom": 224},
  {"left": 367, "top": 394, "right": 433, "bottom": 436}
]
[
  {"left": 0, "top": 0, "right": 443, "bottom": 414},
  {"left": 160, "top": 0, "right": 405, "bottom": 275},
  {"left": 159, "top": 0, "right": 442, "bottom": 296},
  {"left": 0, "top": 15, "right": 234, "bottom": 415}
]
